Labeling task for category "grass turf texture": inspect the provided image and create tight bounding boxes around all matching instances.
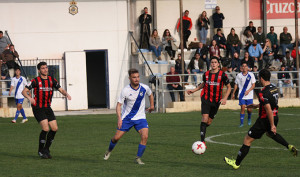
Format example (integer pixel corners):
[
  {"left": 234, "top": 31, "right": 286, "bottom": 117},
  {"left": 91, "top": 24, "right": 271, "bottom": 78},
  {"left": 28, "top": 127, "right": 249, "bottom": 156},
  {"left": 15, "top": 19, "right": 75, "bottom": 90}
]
[{"left": 0, "top": 108, "right": 299, "bottom": 177}]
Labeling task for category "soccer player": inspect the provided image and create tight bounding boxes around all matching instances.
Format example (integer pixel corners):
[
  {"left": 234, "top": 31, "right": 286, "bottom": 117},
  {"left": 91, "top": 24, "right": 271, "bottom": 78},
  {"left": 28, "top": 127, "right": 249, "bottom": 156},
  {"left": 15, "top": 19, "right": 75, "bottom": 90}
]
[
  {"left": 103, "top": 68, "right": 154, "bottom": 165},
  {"left": 187, "top": 57, "right": 231, "bottom": 143},
  {"left": 9, "top": 68, "right": 29, "bottom": 123},
  {"left": 22, "top": 62, "right": 71, "bottom": 159},
  {"left": 224, "top": 69, "right": 298, "bottom": 169},
  {"left": 231, "top": 62, "right": 256, "bottom": 127}
]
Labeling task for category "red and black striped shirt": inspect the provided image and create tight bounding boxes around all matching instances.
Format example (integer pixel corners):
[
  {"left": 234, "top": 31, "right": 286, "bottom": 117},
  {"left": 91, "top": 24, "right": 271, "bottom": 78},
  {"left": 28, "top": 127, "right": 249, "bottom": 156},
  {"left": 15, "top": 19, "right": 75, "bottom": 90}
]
[
  {"left": 258, "top": 84, "right": 279, "bottom": 119},
  {"left": 200, "top": 70, "right": 229, "bottom": 104},
  {"left": 26, "top": 76, "right": 61, "bottom": 108}
]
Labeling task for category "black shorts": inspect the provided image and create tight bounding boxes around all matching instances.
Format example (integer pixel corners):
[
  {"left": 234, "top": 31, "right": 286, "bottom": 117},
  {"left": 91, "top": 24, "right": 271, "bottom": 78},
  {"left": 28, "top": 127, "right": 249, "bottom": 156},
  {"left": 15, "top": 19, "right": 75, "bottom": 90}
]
[
  {"left": 201, "top": 101, "right": 221, "bottom": 119},
  {"left": 248, "top": 116, "right": 279, "bottom": 139},
  {"left": 32, "top": 107, "right": 56, "bottom": 123}
]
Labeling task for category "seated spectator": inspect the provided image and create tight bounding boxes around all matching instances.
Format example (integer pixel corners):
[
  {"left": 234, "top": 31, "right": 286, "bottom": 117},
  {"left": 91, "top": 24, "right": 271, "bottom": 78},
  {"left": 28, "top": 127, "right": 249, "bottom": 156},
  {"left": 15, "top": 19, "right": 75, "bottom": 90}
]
[
  {"left": 213, "top": 28, "right": 226, "bottom": 49},
  {"left": 0, "top": 31, "right": 11, "bottom": 54},
  {"left": 231, "top": 52, "right": 241, "bottom": 72},
  {"left": 209, "top": 40, "right": 221, "bottom": 59},
  {"left": 227, "top": 28, "right": 241, "bottom": 58},
  {"left": 2, "top": 44, "right": 19, "bottom": 79},
  {"left": 277, "top": 65, "right": 293, "bottom": 98},
  {"left": 187, "top": 53, "right": 204, "bottom": 85},
  {"left": 166, "top": 66, "right": 185, "bottom": 102},
  {"left": 241, "top": 51, "right": 254, "bottom": 70},
  {"left": 248, "top": 39, "right": 263, "bottom": 70},
  {"left": 225, "top": 66, "right": 238, "bottom": 100},
  {"left": 241, "top": 29, "right": 254, "bottom": 50},
  {"left": 266, "top": 26, "right": 279, "bottom": 56},
  {"left": 283, "top": 51, "right": 294, "bottom": 70},
  {"left": 254, "top": 26, "right": 266, "bottom": 47},
  {"left": 245, "top": 21, "right": 256, "bottom": 35},
  {"left": 263, "top": 38, "right": 275, "bottom": 69},
  {"left": 175, "top": 53, "right": 189, "bottom": 83},
  {"left": 280, "top": 26, "right": 293, "bottom": 56},
  {"left": 162, "top": 29, "right": 177, "bottom": 60},
  {"left": 195, "top": 42, "right": 209, "bottom": 70},
  {"left": 149, "top": 29, "right": 162, "bottom": 62}
]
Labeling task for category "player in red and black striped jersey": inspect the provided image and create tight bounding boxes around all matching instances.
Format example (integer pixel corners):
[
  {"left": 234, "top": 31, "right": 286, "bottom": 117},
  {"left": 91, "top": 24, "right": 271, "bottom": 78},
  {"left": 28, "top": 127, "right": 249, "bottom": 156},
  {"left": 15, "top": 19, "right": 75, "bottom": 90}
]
[
  {"left": 22, "top": 62, "right": 71, "bottom": 159},
  {"left": 187, "top": 57, "right": 231, "bottom": 143},
  {"left": 224, "top": 69, "right": 297, "bottom": 170}
]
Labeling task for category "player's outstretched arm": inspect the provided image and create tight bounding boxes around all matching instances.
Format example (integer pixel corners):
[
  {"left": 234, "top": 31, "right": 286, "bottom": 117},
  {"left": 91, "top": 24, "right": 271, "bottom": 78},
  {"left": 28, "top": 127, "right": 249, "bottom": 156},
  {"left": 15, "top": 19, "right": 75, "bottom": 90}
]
[
  {"left": 246, "top": 104, "right": 259, "bottom": 109},
  {"left": 220, "top": 83, "right": 231, "bottom": 105},
  {"left": 22, "top": 87, "right": 35, "bottom": 105},
  {"left": 116, "top": 102, "right": 122, "bottom": 129},
  {"left": 187, "top": 82, "right": 204, "bottom": 95},
  {"left": 58, "top": 88, "right": 71, "bottom": 100},
  {"left": 146, "top": 93, "right": 154, "bottom": 113}
]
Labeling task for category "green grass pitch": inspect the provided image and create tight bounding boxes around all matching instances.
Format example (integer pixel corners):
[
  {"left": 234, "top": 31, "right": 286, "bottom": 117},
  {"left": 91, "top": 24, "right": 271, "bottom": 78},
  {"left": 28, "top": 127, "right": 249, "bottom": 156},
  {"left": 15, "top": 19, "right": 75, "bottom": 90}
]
[{"left": 0, "top": 108, "right": 299, "bottom": 177}]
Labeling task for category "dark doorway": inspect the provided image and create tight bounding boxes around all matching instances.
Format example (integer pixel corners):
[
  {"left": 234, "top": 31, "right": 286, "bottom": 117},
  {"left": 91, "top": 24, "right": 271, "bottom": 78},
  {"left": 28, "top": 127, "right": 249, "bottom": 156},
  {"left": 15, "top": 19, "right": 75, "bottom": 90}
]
[{"left": 85, "top": 50, "right": 109, "bottom": 108}]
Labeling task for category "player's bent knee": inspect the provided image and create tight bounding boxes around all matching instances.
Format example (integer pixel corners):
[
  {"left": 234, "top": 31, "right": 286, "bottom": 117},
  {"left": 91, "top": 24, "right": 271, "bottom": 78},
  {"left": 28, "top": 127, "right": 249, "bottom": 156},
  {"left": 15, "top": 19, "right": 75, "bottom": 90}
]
[
  {"left": 42, "top": 127, "right": 50, "bottom": 132},
  {"left": 51, "top": 127, "right": 58, "bottom": 132}
]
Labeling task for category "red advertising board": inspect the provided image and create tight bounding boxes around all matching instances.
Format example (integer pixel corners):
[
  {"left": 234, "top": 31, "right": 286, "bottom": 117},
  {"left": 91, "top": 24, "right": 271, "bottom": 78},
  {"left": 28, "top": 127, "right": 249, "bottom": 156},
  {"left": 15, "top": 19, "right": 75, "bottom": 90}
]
[{"left": 249, "top": 0, "right": 300, "bottom": 19}]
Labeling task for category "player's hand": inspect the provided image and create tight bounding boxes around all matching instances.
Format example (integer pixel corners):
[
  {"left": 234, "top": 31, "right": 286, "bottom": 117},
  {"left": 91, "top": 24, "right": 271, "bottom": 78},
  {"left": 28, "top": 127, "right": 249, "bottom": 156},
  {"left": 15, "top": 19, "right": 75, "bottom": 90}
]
[
  {"left": 146, "top": 106, "right": 154, "bottom": 113},
  {"left": 231, "top": 94, "right": 235, "bottom": 100},
  {"left": 220, "top": 99, "right": 227, "bottom": 105},
  {"left": 29, "top": 98, "right": 36, "bottom": 105},
  {"left": 187, "top": 90, "right": 194, "bottom": 95},
  {"left": 271, "top": 125, "right": 277, "bottom": 135},
  {"left": 246, "top": 104, "right": 259, "bottom": 109},
  {"left": 245, "top": 90, "right": 250, "bottom": 96},
  {"left": 118, "top": 119, "right": 122, "bottom": 129},
  {"left": 9, "top": 92, "right": 11, "bottom": 96},
  {"left": 66, "top": 94, "right": 72, "bottom": 100}
]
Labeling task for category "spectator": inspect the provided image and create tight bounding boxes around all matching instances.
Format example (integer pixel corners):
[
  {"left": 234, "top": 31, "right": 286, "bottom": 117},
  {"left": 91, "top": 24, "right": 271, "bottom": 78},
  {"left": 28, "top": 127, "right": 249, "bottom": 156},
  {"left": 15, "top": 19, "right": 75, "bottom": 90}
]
[
  {"left": 2, "top": 44, "right": 19, "bottom": 79},
  {"left": 213, "top": 28, "right": 226, "bottom": 49},
  {"left": 195, "top": 42, "right": 209, "bottom": 70},
  {"left": 197, "top": 11, "right": 210, "bottom": 44},
  {"left": 283, "top": 51, "right": 294, "bottom": 70},
  {"left": 175, "top": 53, "right": 189, "bottom": 83},
  {"left": 241, "top": 51, "right": 254, "bottom": 70},
  {"left": 277, "top": 65, "right": 293, "bottom": 98},
  {"left": 166, "top": 66, "right": 185, "bottom": 102},
  {"left": 162, "top": 29, "right": 177, "bottom": 60},
  {"left": 248, "top": 39, "right": 263, "bottom": 70},
  {"left": 263, "top": 38, "right": 274, "bottom": 69},
  {"left": 280, "top": 26, "right": 293, "bottom": 56},
  {"left": 241, "top": 29, "right": 254, "bottom": 51},
  {"left": 227, "top": 28, "right": 241, "bottom": 58},
  {"left": 225, "top": 67, "right": 238, "bottom": 100},
  {"left": 266, "top": 26, "right": 279, "bottom": 56},
  {"left": 177, "top": 10, "right": 192, "bottom": 49},
  {"left": 0, "top": 31, "right": 10, "bottom": 54},
  {"left": 212, "top": 6, "right": 225, "bottom": 34},
  {"left": 149, "top": 29, "right": 162, "bottom": 62},
  {"left": 252, "top": 65, "right": 261, "bottom": 97},
  {"left": 254, "top": 26, "right": 266, "bottom": 47},
  {"left": 187, "top": 53, "right": 204, "bottom": 85},
  {"left": 209, "top": 40, "right": 221, "bottom": 60},
  {"left": 139, "top": 7, "right": 152, "bottom": 49},
  {"left": 245, "top": 21, "right": 256, "bottom": 35},
  {"left": 231, "top": 52, "right": 241, "bottom": 72}
]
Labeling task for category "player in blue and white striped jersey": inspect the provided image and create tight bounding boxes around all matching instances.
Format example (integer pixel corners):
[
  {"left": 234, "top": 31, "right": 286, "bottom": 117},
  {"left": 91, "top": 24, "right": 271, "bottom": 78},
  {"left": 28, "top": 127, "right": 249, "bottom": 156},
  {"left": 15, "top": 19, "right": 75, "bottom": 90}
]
[
  {"left": 104, "top": 68, "right": 154, "bottom": 165},
  {"left": 232, "top": 62, "right": 256, "bottom": 127}
]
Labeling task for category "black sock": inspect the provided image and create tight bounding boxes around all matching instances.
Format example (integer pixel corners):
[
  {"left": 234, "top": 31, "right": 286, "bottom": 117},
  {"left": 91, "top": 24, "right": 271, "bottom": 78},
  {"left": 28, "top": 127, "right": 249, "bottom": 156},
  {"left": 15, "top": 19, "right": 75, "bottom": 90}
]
[
  {"left": 200, "top": 122, "right": 209, "bottom": 142},
  {"left": 271, "top": 133, "right": 289, "bottom": 149},
  {"left": 44, "top": 130, "right": 57, "bottom": 151},
  {"left": 236, "top": 144, "right": 250, "bottom": 166},
  {"left": 39, "top": 130, "right": 48, "bottom": 152}
]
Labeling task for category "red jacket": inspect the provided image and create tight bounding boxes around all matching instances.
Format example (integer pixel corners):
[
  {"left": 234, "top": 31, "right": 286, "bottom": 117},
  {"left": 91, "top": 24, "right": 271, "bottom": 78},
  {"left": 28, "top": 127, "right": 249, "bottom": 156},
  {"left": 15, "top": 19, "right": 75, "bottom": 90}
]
[
  {"left": 176, "top": 16, "right": 193, "bottom": 31},
  {"left": 166, "top": 72, "right": 180, "bottom": 85}
]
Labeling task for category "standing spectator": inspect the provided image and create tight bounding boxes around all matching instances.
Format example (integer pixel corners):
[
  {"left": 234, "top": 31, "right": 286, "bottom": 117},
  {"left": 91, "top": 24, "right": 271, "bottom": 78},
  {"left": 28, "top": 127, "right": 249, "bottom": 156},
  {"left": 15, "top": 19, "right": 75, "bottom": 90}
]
[
  {"left": 277, "top": 65, "right": 293, "bottom": 98},
  {"left": 245, "top": 21, "right": 256, "bottom": 35},
  {"left": 187, "top": 53, "right": 204, "bottom": 85},
  {"left": 227, "top": 28, "right": 241, "bottom": 58},
  {"left": 166, "top": 66, "right": 185, "bottom": 102},
  {"left": 241, "top": 51, "right": 254, "bottom": 70},
  {"left": 195, "top": 42, "right": 209, "bottom": 70},
  {"left": 266, "top": 26, "right": 279, "bottom": 56},
  {"left": 2, "top": 44, "right": 19, "bottom": 78},
  {"left": 241, "top": 30, "right": 254, "bottom": 51},
  {"left": 197, "top": 11, "right": 210, "bottom": 44},
  {"left": 248, "top": 40, "right": 263, "bottom": 70},
  {"left": 212, "top": 6, "right": 225, "bottom": 34},
  {"left": 149, "top": 29, "right": 162, "bottom": 62},
  {"left": 280, "top": 27, "right": 293, "bottom": 56},
  {"left": 213, "top": 29, "right": 226, "bottom": 50},
  {"left": 0, "top": 31, "right": 10, "bottom": 54},
  {"left": 209, "top": 40, "right": 221, "bottom": 60},
  {"left": 162, "top": 29, "right": 177, "bottom": 60},
  {"left": 231, "top": 52, "right": 241, "bottom": 72},
  {"left": 263, "top": 39, "right": 274, "bottom": 69},
  {"left": 139, "top": 7, "right": 152, "bottom": 49},
  {"left": 175, "top": 54, "right": 189, "bottom": 83},
  {"left": 254, "top": 26, "right": 266, "bottom": 47},
  {"left": 225, "top": 67, "right": 238, "bottom": 100},
  {"left": 177, "top": 10, "right": 192, "bottom": 49}
]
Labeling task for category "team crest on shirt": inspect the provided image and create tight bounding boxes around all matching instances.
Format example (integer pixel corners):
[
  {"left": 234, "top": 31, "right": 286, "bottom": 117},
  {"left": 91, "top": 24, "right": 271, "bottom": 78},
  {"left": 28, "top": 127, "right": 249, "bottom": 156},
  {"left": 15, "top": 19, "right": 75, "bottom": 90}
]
[
  {"left": 39, "top": 82, "right": 42, "bottom": 85},
  {"left": 140, "top": 92, "right": 143, "bottom": 96},
  {"left": 218, "top": 76, "right": 221, "bottom": 79}
]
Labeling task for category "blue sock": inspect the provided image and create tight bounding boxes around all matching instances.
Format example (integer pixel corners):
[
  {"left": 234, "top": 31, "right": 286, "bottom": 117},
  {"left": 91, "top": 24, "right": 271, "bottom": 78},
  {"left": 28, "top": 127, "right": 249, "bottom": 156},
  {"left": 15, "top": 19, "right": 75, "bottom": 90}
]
[
  {"left": 240, "top": 114, "right": 245, "bottom": 125},
  {"left": 20, "top": 109, "right": 27, "bottom": 119},
  {"left": 248, "top": 113, "right": 252, "bottom": 121},
  {"left": 14, "top": 110, "right": 20, "bottom": 120},
  {"left": 108, "top": 140, "right": 117, "bottom": 151},
  {"left": 137, "top": 144, "right": 146, "bottom": 158}
]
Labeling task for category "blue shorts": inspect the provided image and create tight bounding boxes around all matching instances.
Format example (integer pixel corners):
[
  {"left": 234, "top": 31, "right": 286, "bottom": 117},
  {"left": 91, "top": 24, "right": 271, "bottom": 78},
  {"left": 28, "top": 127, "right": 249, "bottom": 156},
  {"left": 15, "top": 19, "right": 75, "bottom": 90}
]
[
  {"left": 239, "top": 99, "right": 253, "bottom": 106},
  {"left": 118, "top": 119, "right": 149, "bottom": 132},
  {"left": 15, "top": 98, "right": 24, "bottom": 105}
]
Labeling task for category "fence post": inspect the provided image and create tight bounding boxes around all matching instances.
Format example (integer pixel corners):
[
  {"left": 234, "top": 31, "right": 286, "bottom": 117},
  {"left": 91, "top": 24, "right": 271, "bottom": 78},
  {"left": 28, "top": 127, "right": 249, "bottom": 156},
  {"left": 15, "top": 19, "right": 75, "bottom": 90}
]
[
  {"left": 155, "top": 77, "right": 159, "bottom": 113},
  {"left": 162, "top": 75, "right": 165, "bottom": 113}
]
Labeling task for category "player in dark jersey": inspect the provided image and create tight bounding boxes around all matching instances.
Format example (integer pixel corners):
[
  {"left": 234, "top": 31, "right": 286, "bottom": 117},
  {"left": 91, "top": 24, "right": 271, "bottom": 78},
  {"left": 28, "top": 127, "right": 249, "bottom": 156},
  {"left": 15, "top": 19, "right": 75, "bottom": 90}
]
[
  {"left": 187, "top": 57, "right": 231, "bottom": 143},
  {"left": 22, "top": 62, "right": 71, "bottom": 159},
  {"left": 224, "top": 69, "right": 298, "bottom": 169}
]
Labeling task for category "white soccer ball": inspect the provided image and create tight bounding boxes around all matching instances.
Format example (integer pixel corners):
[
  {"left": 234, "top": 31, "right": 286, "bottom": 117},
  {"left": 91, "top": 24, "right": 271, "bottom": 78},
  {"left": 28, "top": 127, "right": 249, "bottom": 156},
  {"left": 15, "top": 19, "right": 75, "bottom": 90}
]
[{"left": 192, "top": 141, "right": 206, "bottom": 155}]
